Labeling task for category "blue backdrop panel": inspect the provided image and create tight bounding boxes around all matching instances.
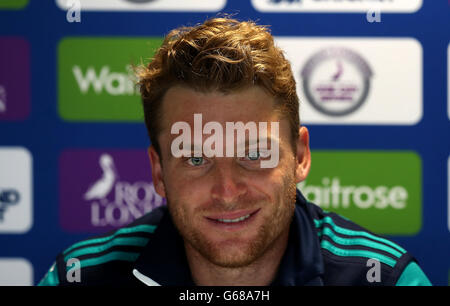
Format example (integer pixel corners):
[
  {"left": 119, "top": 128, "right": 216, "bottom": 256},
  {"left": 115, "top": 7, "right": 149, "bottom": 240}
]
[{"left": 0, "top": 0, "right": 449, "bottom": 285}]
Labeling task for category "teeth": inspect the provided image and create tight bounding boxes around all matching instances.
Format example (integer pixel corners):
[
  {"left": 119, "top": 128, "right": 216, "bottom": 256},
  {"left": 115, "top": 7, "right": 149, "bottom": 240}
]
[{"left": 217, "top": 214, "right": 251, "bottom": 223}]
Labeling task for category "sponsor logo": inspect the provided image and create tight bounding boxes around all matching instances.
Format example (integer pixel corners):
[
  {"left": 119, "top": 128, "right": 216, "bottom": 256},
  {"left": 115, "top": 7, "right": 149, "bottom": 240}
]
[
  {"left": 0, "top": 38, "right": 30, "bottom": 121},
  {"left": 269, "top": 0, "right": 301, "bottom": 3},
  {"left": 276, "top": 37, "right": 422, "bottom": 125},
  {"left": 0, "top": 85, "right": 6, "bottom": 113},
  {"left": 252, "top": 0, "right": 422, "bottom": 13},
  {"left": 55, "top": 0, "right": 226, "bottom": 11},
  {"left": 60, "top": 150, "right": 165, "bottom": 232},
  {"left": 124, "top": 0, "right": 158, "bottom": 3},
  {"left": 301, "top": 48, "right": 372, "bottom": 116},
  {"left": 58, "top": 37, "right": 163, "bottom": 121},
  {"left": 0, "top": 0, "right": 29, "bottom": 9},
  {"left": 0, "top": 147, "right": 32, "bottom": 233},
  {"left": 297, "top": 151, "right": 422, "bottom": 235},
  {"left": 300, "top": 177, "right": 408, "bottom": 210},
  {"left": 72, "top": 64, "right": 139, "bottom": 96},
  {"left": 0, "top": 189, "right": 20, "bottom": 220},
  {"left": 0, "top": 258, "right": 33, "bottom": 285}
]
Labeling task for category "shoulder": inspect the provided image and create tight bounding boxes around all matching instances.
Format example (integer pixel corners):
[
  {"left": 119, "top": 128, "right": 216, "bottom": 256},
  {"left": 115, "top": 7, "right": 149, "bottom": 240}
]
[
  {"left": 38, "top": 206, "right": 167, "bottom": 286},
  {"left": 305, "top": 201, "right": 416, "bottom": 286}
]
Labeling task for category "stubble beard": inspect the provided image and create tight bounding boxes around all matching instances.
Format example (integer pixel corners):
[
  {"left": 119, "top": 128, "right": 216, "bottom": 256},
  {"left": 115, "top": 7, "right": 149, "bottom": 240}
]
[{"left": 166, "top": 173, "right": 297, "bottom": 269}]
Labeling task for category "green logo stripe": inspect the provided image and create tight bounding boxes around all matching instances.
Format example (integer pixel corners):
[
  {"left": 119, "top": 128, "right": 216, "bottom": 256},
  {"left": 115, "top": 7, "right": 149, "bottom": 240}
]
[
  {"left": 315, "top": 217, "right": 406, "bottom": 254},
  {"left": 317, "top": 226, "right": 403, "bottom": 258},
  {"left": 0, "top": 0, "right": 28, "bottom": 9},
  {"left": 320, "top": 240, "right": 397, "bottom": 267},
  {"left": 76, "top": 251, "right": 140, "bottom": 270},
  {"left": 58, "top": 37, "right": 164, "bottom": 121},
  {"left": 63, "top": 224, "right": 156, "bottom": 255},
  {"left": 299, "top": 151, "right": 422, "bottom": 235},
  {"left": 64, "top": 237, "right": 149, "bottom": 261}
]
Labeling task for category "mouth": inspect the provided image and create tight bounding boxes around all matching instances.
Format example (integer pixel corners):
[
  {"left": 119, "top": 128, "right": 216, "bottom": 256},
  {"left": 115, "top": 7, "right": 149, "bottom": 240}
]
[{"left": 205, "top": 208, "right": 261, "bottom": 230}]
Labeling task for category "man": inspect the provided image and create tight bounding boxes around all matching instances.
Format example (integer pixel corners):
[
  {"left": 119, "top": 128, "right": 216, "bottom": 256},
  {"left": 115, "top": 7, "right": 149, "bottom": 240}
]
[{"left": 39, "top": 17, "right": 431, "bottom": 286}]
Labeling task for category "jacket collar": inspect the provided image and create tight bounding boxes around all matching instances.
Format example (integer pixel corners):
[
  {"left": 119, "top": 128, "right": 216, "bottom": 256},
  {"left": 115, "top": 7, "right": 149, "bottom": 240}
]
[
  {"left": 270, "top": 190, "right": 325, "bottom": 285},
  {"left": 132, "top": 189, "right": 324, "bottom": 286},
  {"left": 133, "top": 210, "right": 195, "bottom": 286}
]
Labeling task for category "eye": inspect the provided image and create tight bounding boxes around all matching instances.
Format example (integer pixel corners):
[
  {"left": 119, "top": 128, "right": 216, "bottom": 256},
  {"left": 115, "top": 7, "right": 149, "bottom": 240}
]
[
  {"left": 247, "top": 151, "right": 260, "bottom": 161},
  {"left": 245, "top": 150, "right": 271, "bottom": 161},
  {"left": 187, "top": 156, "right": 205, "bottom": 166}
]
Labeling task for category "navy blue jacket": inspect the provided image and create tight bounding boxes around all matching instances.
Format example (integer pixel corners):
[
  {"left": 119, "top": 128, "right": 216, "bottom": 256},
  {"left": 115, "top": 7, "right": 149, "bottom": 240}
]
[{"left": 38, "top": 190, "right": 431, "bottom": 286}]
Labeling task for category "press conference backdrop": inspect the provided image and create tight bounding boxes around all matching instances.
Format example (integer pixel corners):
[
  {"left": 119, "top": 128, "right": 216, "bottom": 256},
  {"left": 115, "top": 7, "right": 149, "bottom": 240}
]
[{"left": 0, "top": 0, "right": 449, "bottom": 286}]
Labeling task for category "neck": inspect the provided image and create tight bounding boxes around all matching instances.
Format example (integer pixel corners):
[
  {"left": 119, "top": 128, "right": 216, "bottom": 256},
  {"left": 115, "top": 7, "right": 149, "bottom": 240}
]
[{"left": 184, "top": 227, "right": 290, "bottom": 286}]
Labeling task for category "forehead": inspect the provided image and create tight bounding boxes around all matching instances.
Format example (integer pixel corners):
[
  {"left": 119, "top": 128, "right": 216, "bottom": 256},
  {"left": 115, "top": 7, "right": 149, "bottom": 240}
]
[
  {"left": 156, "top": 85, "right": 294, "bottom": 157},
  {"left": 159, "top": 85, "right": 279, "bottom": 129}
]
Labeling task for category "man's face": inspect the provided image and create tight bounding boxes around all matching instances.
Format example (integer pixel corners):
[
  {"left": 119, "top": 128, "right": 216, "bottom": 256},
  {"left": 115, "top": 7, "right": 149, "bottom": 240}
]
[{"left": 149, "top": 85, "right": 310, "bottom": 268}]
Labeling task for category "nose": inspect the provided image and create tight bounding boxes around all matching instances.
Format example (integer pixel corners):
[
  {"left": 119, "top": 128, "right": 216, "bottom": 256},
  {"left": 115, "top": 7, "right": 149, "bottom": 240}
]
[{"left": 210, "top": 160, "right": 247, "bottom": 208}]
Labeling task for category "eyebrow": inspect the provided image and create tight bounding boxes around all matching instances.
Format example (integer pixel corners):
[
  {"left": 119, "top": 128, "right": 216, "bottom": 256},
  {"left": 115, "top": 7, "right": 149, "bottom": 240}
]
[
  {"left": 184, "top": 138, "right": 278, "bottom": 154},
  {"left": 180, "top": 138, "right": 277, "bottom": 149},
  {"left": 235, "top": 137, "right": 277, "bottom": 148},
  {"left": 168, "top": 143, "right": 203, "bottom": 159},
  {"left": 166, "top": 134, "right": 280, "bottom": 161}
]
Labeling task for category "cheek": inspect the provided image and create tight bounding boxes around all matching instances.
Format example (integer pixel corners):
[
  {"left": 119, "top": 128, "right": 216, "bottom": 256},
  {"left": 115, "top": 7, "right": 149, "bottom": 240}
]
[
  {"left": 245, "top": 172, "right": 277, "bottom": 196},
  {"left": 164, "top": 170, "right": 211, "bottom": 206},
  {"left": 248, "top": 164, "right": 291, "bottom": 188},
  {"left": 262, "top": 164, "right": 297, "bottom": 206}
]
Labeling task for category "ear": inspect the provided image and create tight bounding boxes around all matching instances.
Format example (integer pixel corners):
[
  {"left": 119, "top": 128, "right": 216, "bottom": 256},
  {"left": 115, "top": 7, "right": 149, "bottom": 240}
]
[
  {"left": 148, "top": 146, "right": 166, "bottom": 198},
  {"left": 295, "top": 126, "right": 311, "bottom": 183}
]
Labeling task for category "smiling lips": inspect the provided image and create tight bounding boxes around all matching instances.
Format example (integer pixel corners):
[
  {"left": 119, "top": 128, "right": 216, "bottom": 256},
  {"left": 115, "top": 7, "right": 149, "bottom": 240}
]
[
  {"left": 205, "top": 208, "right": 260, "bottom": 227},
  {"left": 218, "top": 214, "right": 251, "bottom": 223}
]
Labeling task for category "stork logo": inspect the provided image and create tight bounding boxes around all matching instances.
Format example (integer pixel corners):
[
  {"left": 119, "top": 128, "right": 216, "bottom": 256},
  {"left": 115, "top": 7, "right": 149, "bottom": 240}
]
[
  {"left": 83, "top": 154, "right": 117, "bottom": 202},
  {"left": 60, "top": 150, "right": 165, "bottom": 233}
]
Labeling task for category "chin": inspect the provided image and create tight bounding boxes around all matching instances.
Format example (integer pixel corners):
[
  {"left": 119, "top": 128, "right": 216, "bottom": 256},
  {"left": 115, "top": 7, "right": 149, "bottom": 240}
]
[
  {"left": 194, "top": 233, "right": 268, "bottom": 268},
  {"left": 204, "top": 246, "right": 259, "bottom": 268}
]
